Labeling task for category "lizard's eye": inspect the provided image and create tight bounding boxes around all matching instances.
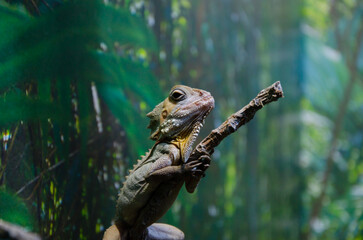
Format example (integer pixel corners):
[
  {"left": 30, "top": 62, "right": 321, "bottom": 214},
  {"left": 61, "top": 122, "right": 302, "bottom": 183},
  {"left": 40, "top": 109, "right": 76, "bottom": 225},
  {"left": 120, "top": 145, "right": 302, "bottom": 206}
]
[{"left": 170, "top": 89, "right": 186, "bottom": 101}]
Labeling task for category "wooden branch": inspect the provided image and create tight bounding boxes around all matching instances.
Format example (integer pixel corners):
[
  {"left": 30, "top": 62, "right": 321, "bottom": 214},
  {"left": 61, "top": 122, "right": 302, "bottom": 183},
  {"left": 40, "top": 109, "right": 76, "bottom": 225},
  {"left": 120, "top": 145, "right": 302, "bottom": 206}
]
[
  {"left": 190, "top": 81, "right": 283, "bottom": 158},
  {"left": 0, "top": 219, "right": 40, "bottom": 240},
  {"left": 185, "top": 81, "right": 284, "bottom": 193}
]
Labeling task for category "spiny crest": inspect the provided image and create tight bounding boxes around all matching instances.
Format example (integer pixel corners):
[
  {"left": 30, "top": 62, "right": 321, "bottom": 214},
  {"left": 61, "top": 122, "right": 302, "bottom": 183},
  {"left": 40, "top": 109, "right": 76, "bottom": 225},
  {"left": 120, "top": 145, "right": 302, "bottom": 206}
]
[
  {"left": 122, "top": 151, "right": 149, "bottom": 188},
  {"left": 127, "top": 148, "right": 153, "bottom": 176},
  {"left": 146, "top": 102, "right": 163, "bottom": 140}
]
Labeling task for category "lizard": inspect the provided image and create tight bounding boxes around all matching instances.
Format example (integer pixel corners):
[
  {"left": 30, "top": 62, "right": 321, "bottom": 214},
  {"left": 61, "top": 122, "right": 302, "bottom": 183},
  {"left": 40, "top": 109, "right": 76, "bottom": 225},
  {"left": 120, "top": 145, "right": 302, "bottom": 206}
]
[{"left": 110, "top": 85, "right": 215, "bottom": 240}]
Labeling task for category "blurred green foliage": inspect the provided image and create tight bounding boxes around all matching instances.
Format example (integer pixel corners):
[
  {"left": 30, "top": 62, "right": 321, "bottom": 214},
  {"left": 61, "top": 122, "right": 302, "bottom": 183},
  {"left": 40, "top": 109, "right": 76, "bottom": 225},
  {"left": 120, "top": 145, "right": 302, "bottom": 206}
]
[
  {"left": 0, "top": 0, "right": 161, "bottom": 238},
  {"left": 0, "top": 0, "right": 160, "bottom": 154},
  {"left": 0, "top": 189, "right": 33, "bottom": 229},
  {"left": 0, "top": 0, "right": 363, "bottom": 239}
]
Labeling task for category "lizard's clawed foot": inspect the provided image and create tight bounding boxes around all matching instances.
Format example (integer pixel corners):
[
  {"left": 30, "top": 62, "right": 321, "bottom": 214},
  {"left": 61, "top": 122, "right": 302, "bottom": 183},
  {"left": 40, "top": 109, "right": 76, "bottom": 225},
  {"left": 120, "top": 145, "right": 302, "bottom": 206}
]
[
  {"left": 198, "top": 154, "right": 211, "bottom": 172},
  {"left": 183, "top": 160, "right": 204, "bottom": 177},
  {"left": 196, "top": 147, "right": 212, "bottom": 174},
  {"left": 184, "top": 148, "right": 212, "bottom": 178}
]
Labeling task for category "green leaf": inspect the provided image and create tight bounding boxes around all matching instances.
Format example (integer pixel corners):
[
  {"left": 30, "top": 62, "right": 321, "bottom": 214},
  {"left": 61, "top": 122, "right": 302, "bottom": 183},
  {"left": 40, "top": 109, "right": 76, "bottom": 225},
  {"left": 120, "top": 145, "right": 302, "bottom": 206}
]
[
  {"left": 91, "top": 52, "right": 162, "bottom": 106},
  {"left": 97, "top": 83, "right": 150, "bottom": 156},
  {"left": 0, "top": 189, "right": 34, "bottom": 229},
  {"left": 0, "top": 0, "right": 157, "bottom": 90},
  {"left": 0, "top": 92, "right": 62, "bottom": 127},
  {"left": 0, "top": 2, "right": 29, "bottom": 29}
]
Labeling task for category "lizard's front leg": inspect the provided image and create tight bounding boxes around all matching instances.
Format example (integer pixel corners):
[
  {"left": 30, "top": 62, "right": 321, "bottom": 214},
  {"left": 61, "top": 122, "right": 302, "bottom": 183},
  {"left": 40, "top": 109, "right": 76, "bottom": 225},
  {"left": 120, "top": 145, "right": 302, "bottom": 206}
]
[
  {"left": 130, "top": 163, "right": 202, "bottom": 240},
  {"left": 185, "top": 148, "right": 212, "bottom": 193},
  {"left": 145, "top": 160, "right": 203, "bottom": 182}
]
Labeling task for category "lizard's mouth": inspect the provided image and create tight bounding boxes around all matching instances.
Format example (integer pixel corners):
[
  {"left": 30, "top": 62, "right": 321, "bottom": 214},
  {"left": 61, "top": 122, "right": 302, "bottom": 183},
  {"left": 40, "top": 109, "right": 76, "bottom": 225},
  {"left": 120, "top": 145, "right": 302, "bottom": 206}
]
[{"left": 176, "top": 95, "right": 214, "bottom": 135}]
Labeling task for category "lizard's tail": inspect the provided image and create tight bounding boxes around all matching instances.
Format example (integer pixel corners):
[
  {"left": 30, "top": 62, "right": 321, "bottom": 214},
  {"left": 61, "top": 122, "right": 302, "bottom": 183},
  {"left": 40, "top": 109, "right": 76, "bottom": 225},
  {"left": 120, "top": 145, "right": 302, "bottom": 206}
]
[{"left": 103, "top": 225, "right": 120, "bottom": 240}]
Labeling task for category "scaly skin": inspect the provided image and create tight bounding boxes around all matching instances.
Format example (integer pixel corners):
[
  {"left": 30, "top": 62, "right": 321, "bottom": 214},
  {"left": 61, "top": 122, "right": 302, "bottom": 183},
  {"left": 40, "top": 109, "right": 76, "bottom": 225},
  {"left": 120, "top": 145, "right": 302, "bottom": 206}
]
[{"left": 114, "top": 85, "right": 214, "bottom": 240}]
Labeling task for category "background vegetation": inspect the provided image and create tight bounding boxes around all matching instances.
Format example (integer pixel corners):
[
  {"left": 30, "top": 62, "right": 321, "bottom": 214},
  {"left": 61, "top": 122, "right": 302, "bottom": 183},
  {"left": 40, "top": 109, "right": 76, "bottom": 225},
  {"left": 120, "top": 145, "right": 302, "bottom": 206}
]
[{"left": 0, "top": 0, "right": 362, "bottom": 239}]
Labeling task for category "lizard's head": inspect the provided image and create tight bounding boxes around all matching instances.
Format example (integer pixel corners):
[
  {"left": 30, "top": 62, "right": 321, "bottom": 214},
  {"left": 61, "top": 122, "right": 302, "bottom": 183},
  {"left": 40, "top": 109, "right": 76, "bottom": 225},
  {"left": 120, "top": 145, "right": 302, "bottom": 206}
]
[{"left": 147, "top": 85, "right": 214, "bottom": 159}]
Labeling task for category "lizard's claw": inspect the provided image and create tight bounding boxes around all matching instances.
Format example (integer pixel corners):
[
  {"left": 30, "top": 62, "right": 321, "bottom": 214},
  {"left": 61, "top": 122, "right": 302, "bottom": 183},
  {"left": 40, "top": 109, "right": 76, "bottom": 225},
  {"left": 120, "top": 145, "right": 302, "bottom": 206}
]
[
  {"left": 183, "top": 160, "right": 207, "bottom": 177},
  {"left": 183, "top": 160, "right": 202, "bottom": 172},
  {"left": 198, "top": 154, "right": 211, "bottom": 171},
  {"left": 183, "top": 160, "right": 204, "bottom": 177},
  {"left": 184, "top": 149, "right": 212, "bottom": 178}
]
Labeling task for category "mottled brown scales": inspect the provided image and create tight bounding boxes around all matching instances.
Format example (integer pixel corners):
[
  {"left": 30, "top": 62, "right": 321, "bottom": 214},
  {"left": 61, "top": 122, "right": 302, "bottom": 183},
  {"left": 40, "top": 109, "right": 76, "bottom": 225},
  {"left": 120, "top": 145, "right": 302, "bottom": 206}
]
[
  {"left": 103, "top": 82, "right": 284, "bottom": 240},
  {"left": 113, "top": 85, "right": 214, "bottom": 240}
]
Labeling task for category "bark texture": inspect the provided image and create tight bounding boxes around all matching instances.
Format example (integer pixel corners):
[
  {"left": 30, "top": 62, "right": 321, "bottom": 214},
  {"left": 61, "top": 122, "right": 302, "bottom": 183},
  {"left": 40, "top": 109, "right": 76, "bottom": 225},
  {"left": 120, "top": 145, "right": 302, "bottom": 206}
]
[{"left": 186, "top": 81, "right": 284, "bottom": 192}]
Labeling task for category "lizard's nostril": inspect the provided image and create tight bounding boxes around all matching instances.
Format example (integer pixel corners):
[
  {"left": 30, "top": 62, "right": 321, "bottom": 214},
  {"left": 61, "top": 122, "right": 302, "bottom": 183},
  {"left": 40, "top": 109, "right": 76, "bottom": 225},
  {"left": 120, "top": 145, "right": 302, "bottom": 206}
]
[{"left": 199, "top": 91, "right": 203, "bottom": 96}]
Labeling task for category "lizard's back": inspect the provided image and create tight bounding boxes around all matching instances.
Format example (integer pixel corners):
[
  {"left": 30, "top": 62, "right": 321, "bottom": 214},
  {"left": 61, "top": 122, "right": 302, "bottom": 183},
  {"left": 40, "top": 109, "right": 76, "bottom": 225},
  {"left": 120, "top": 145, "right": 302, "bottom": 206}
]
[{"left": 116, "top": 143, "right": 180, "bottom": 226}]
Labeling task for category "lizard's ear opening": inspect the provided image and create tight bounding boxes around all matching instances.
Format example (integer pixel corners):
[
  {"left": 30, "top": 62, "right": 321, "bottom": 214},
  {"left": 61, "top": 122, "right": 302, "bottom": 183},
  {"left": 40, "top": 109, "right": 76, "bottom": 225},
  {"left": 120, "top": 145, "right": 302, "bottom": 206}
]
[{"left": 146, "top": 102, "right": 163, "bottom": 140}]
